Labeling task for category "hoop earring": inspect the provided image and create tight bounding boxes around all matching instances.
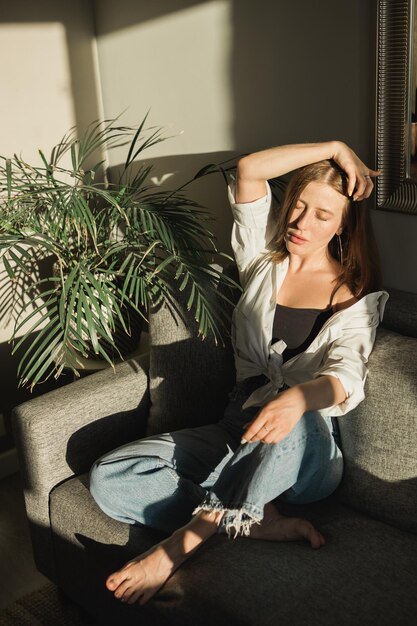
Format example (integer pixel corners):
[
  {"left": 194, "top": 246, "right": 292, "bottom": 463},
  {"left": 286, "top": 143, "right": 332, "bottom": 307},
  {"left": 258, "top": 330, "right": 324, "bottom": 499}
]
[{"left": 337, "top": 234, "right": 343, "bottom": 265}]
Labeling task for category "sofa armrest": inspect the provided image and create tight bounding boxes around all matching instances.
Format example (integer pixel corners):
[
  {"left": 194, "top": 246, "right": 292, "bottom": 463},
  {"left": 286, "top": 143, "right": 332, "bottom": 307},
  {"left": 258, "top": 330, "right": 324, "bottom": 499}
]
[{"left": 11, "top": 354, "right": 150, "bottom": 582}]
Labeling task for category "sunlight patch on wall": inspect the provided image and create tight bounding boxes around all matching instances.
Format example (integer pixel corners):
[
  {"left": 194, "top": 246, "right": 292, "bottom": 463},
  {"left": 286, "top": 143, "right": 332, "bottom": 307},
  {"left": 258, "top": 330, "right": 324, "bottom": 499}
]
[
  {"left": 0, "top": 22, "right": 75, "bottom": 163},
  {"left": 96, "top": 0, "right": 233, "bottom": 161}
]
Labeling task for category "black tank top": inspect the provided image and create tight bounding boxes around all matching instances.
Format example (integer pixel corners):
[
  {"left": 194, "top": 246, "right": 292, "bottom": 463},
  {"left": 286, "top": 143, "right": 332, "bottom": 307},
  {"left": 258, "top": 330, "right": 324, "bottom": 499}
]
[{"left": 272, "top": 286, "right": 339, "bottom": 362}]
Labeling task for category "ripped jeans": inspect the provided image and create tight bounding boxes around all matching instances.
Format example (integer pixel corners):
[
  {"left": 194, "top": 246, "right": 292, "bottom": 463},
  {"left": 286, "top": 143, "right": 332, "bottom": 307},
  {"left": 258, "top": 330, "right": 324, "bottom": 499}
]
[{"left": 89, "top": 381, "right": 343, "bottom": 538}]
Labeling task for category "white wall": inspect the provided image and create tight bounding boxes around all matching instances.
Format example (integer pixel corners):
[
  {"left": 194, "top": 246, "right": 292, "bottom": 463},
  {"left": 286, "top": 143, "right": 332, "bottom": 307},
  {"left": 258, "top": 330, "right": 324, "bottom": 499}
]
[{"left": 94, "top": 0, "right": 417, "bottom": 293}]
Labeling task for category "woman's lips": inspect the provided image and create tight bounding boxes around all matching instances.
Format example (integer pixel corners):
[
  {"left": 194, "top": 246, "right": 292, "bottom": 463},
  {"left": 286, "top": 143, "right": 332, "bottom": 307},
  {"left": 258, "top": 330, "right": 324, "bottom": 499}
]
[{"left": 288, "top": 233, "right": 307, "bottom": 244}]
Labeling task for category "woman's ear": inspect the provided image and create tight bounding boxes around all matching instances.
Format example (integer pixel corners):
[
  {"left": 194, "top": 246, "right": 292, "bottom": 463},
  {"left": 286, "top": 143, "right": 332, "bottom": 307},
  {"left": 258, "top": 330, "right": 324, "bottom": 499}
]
[{"left": 337, "top": 227, "right": 343, "bottom": 236}]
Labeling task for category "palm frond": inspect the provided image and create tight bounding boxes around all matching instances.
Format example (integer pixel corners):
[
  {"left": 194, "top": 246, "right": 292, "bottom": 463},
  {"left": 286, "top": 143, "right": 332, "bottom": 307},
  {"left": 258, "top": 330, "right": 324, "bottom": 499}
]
[{"left": 0, "top": 114, "right": 255, "bottom": 388}]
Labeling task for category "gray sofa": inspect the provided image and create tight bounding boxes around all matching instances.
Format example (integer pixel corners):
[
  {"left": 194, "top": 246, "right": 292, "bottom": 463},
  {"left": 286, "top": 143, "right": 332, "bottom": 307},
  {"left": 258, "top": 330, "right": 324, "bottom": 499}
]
[{"left": 12, "top": 275, "right": 417, "bottom": 626}]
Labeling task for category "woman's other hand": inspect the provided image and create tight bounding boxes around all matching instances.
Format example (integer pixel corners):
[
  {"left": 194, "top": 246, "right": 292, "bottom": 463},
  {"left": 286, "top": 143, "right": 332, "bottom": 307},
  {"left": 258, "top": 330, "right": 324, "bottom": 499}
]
[
  {"left": 240, "top": 376, "right": 347, "bottom": 445},
  {"left": 241, "top": 388, "right": 306, "bottom": 445},
  {"left": 331, "top": 141, "right": 381, "bottom": 202}
]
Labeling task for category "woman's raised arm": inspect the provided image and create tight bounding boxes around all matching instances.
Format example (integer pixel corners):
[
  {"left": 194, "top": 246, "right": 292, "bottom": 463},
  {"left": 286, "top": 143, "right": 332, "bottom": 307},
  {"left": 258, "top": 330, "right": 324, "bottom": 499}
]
[{"left": 235, "top": 141, "right": 380, "bottom": 204}]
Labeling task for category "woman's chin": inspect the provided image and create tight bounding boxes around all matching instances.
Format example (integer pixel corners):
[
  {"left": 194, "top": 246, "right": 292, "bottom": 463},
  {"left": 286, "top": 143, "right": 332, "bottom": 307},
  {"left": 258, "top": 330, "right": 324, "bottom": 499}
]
[{"left": 286, "top": 241, "right": 307, "bottom": 255}]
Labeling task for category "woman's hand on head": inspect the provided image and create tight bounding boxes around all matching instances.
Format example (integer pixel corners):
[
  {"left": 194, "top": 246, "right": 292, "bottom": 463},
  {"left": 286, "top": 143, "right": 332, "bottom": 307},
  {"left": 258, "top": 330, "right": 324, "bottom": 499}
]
[
  {"left": 331, "top": 141, "right": 381, "bottom": 202},
  {"left": 241, "top": 389, "right": 306, "bottom": 445}
]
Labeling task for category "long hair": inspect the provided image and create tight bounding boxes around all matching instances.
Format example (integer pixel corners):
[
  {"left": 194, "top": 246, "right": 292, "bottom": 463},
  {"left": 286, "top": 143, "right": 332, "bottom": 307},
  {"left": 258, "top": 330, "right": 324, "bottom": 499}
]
[{"left": 268, "top": 159, "right": 382, "bottom": 298}]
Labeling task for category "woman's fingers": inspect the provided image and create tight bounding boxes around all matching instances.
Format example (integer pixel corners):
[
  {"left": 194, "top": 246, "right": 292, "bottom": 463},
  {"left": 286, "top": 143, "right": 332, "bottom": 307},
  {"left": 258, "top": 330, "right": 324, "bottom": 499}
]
[
  {"left": 352, "top": 169, "right": 381, "bottom": 201},
  {"left": 351, "top": 171, "right": 369, "bottom": 200},
  {"left": 241, "top": 417, "right": 283, "bottom": 444},
  {"left": 334, "top": 142, "right": 382, "bottom": 200},
  {"left": 241, "top": 424, "right": 284, "bottom": 445},
  {"left": 241, "top": 418, "right": 269, "bottom": 443},
  {"left": 359, "top": 177, "right": 373, "bottom": 201},
  {"left": 352, "top": 175, "right": 368, "bottom": 201},
  {"left": 262, "top": 428, "right": 284, "bottom": 445},
  {"left": 344, "top": 165, "right": 357, "bottom": 198},
  {"left": 353, "top": 174, "right": 375, "bottom": 201}
]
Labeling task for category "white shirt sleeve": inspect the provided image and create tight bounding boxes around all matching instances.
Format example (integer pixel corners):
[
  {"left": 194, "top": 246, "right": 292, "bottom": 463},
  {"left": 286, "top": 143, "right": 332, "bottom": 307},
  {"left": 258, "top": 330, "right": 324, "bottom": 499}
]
[
  {"left": 316, "top": 331, "right": 373, "bottom": 416},
  {"left": 315, "top": 303, "right": 383, "bottom": 417},
  {"left": 228, "top": 180, "right": 279, "bottom": 288}
]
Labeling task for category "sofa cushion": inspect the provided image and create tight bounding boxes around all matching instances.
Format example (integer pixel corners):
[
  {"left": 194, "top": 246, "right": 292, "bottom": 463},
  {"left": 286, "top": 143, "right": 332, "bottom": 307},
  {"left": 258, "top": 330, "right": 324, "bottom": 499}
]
[
  {"left": 337, "top": 327, "right": 417, "bottom": 533},
  {"left": 381, "top": 287, "right": 417, "bottom": 338},
  {"left": 146, "top": 267, "right": 239, "bottom": 436},
  {"left": 50, "top": 474, "right": 417, "bottom": 626}
]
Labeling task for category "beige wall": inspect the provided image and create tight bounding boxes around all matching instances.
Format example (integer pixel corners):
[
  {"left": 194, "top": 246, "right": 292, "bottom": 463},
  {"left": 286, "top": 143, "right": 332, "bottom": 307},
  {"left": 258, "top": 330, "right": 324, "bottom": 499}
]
[
  {"left": 0, "top": 1, "right": 101, "bottom": 417},
  {"left": 1, "top": 0, "right": 102, "bottom": 336},
  {"left": 94, "top": 0, "right": 417, "bottom": 293},
  {"left": 94, "top": 0, "right": 234, "bottom": 159}
]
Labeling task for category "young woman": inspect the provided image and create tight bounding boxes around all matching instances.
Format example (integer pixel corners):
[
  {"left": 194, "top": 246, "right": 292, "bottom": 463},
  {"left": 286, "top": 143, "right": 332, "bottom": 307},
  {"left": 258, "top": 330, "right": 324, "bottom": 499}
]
[{"left": 89, "top": 140, "right": 388, "bottom": 606}]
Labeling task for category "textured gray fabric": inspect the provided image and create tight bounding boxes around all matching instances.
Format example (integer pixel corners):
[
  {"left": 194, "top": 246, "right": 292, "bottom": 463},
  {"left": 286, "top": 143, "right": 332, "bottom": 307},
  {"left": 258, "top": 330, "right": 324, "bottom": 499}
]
[
  {"left": 12, "top": 354, "right": 150, "bottom": 582},
  {"left": 51, "top": 474, "right": 417, "bottom": 626},
  {"left": 50, "top": 474, "right": 175, "bottom": 625},
  {"left": 381, "top": 287, "right": 417, "bottom": 338},
  {"left": 147, "top": 270, "right": 239, "bottom": 435},
  {"left": 337, "top": 327, "right": 417, "bottom": 532}
]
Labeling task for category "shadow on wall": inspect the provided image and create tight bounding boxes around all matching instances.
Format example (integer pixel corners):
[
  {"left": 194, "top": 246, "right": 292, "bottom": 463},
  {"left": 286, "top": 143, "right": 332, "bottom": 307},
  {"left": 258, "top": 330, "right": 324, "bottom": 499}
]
[
  {"left": 108, "top": 150, "right": 239, "bottom": 255},
  {"left": 93, "top": 0, "right": 376, "bottom": 153}
]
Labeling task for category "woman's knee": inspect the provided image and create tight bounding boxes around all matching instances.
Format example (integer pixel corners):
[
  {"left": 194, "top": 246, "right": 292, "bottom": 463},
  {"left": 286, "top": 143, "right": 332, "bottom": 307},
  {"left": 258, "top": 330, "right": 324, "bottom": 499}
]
[
  {"left": 89, "top": 457, "right": 122, "bottom": 514},
  {"left": 89, "top": 450, "right": 167, "bottom": 515},
  {"left": 277, "top": 411, "right": 343, "bottom": 504}
]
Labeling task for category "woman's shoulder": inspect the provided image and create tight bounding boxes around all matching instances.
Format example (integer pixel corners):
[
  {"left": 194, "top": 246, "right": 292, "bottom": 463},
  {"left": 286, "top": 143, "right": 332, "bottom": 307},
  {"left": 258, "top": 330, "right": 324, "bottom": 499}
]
[
  {"left": 331, "top": 283, "right": 358, "bottom": 312},
  {"left": 331, "top": 285, "right": 388, "bottom": 320}
]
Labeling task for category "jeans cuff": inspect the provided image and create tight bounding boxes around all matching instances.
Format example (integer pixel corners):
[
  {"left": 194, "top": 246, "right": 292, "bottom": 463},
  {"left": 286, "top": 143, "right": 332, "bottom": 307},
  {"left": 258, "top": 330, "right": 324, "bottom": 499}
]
[{"left": 193, "top": 494, "right": 263, "bottom": 539}]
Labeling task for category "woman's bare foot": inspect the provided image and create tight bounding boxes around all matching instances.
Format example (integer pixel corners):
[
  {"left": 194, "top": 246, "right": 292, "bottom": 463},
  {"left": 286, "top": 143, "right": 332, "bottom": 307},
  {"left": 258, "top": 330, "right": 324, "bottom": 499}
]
[
  {"left": 106, "top": 510, "right": 223, "bottom": 606},
  {"left": 248, "top": 502, "right": 325, "bottom": 549},
  {"left": 106, "top": 542, "right": 179, "bottom": 606}
]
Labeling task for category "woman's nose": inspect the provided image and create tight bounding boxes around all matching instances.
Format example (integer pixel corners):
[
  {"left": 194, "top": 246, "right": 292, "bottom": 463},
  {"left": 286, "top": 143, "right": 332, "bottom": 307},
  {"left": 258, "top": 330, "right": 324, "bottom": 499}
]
[{"left": 294, "top": 208, "right": 311, "bottom": 229}]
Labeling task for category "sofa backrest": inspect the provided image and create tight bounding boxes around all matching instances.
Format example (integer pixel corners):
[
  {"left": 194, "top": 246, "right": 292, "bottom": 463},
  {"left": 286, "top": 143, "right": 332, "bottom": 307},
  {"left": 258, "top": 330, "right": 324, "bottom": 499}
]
[
  {"left": 336, "top": 288, "right": 417, "bottom": 533},
  {"left": 146, "top": 267, "right": 238, "bottom": 436}
]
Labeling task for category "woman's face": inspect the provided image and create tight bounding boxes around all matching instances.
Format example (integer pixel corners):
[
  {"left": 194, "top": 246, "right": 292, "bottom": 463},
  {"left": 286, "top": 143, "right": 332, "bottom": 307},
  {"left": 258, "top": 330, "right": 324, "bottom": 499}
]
[{"left": 285, "top": 181, "right": 347, "bottom": 259}]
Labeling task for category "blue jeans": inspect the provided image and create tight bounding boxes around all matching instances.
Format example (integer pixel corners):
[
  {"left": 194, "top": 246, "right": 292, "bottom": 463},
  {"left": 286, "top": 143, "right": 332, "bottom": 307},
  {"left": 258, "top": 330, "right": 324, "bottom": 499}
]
[{"left": 89, "top": 382, "right": 343, "bottom": 538}]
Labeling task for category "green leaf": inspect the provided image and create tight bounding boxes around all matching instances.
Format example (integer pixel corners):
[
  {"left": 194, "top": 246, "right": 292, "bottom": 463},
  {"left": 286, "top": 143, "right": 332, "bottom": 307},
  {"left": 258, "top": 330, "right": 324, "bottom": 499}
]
[
  {"left": 124, "top": 109, "right": 150, "bottom": 171},
  {"left": 24, "top": 331, "right": 64, "bottom": 389},
  {"left": 11, "top": 297, "right": 56, "bottom": 344},
  {"left": 16, "top": 311, "right": 61, "bottom": 376},
  {"left": 2, "top": 256, "right": 16, "bottom": 280},
  {"left": 6, "top": 159, "right": 12, "bottom": 199},
  {"left": 149, "top": 253, "right": 176, "bottom": 278},
  {"left": 82, "top": 279, "right": 114, "bottom": 339},
  {"left": 79, "top": 290, "right": 99, "bottom": 354}
]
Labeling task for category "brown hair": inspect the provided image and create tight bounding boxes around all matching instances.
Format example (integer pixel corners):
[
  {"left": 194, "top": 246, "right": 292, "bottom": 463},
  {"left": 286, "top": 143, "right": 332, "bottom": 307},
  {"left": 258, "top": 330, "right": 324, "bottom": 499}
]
[{"left": 268, "top": 159, "right": 382, "bottom": 298}]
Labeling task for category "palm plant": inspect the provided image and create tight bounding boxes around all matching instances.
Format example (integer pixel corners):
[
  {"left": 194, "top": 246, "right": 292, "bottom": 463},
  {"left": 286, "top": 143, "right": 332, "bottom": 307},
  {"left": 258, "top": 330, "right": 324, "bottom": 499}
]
[{"left": 0, "top": 114, "right": 242, "bottom": 389}]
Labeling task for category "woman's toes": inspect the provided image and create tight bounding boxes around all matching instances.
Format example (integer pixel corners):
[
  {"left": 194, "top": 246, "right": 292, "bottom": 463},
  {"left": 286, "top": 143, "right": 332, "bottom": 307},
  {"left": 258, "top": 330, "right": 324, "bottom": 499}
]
[
  {"left": 106, "top": 575, "right": 121, "bottom": 591},
  {"left": 113, "top": 578, "right": 133, "bottom": 600},
  {"left": 127, "top": 590, "right": 143, "bottom": 606},
  {"left": 120, "top": 586, "right": 137, "bottom": 603},
  {"left": 308, "top": 525, "right": 325, "bottom": 549},
  {"left": 139, "top": 590, "right": 155, "bottom": 606},
  {"left": 106, "top": 563, "right": 137, "bottom": 592}
]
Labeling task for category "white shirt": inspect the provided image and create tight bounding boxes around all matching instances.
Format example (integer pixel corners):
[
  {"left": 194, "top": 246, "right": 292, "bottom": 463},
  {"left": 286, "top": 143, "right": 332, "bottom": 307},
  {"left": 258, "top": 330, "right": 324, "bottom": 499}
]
[{"left": 228, "top": 180, "right": 389, "bottom": 417}]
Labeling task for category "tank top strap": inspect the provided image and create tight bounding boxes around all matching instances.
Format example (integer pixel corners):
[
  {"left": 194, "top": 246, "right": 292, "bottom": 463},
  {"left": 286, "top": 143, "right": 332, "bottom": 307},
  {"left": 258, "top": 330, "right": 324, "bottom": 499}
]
[{"left": 328, "top": 283, "right": 342, "bottom": 308}]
